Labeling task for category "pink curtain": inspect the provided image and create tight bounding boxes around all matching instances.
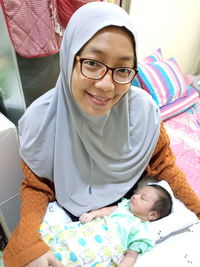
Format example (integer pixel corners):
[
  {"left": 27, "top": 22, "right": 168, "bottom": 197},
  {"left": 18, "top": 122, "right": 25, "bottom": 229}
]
[{"left": 56, "top": 0, "right": 103, "bottom": 28}]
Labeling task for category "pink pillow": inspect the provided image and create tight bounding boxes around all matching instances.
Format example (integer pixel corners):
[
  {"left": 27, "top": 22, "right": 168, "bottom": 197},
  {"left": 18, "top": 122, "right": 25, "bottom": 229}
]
[
  {"left": 137, "top": 57, "right": 188, "bottom": 107},
  {"left": 132, "top": 48, "right": 162, "bottom": 88},
  {"left": 142, "top": 48, "right": 163, "bottom": 63},
  {"left": 160, "top": 86, "right": 199, "bottom": 121}
]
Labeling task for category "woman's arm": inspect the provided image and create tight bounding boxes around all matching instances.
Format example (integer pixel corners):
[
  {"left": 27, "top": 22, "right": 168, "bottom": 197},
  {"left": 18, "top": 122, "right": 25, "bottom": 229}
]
[
  {"left": 3, "top": 161, "right": 56, "bottom": 267},
  {"left": 146, "top": 122, "right": 200, "bottom": 218},
  {"left": 79, "top": 205, "right": 117, "bottom": 223},
  {"left": 118, "top": 250, "right": 138, "bottom": 267}
]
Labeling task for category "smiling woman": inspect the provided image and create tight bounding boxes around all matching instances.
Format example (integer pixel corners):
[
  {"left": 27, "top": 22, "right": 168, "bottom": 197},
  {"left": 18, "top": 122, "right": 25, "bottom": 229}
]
[
  {"left": 3, "top": 2, "right": 200, "bottom": 267},
  {"left": 71, "top": 26, "right": 136, "bottom": 116}
]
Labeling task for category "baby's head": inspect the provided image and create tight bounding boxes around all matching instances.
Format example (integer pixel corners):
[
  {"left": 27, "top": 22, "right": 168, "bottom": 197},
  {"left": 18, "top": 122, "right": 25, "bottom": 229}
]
[{"left": 129, "top": 184, "right": 172, "bottom": 222}]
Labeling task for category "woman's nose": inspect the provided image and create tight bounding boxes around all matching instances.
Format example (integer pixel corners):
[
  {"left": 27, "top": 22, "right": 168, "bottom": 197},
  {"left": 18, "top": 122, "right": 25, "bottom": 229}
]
[{"left": 94, "top": 70, "right": 115, "bottom": 91}]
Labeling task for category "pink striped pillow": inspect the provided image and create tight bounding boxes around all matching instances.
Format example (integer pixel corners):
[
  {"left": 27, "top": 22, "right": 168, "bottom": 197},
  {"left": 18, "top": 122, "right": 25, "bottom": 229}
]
[
  {"left": 142, "top": 48, "right": 163, "bottom": 63},
  {"left": 132, "top": 48, "right": 162, "bottom": 88},
  {"left": 160, "top": 86, "right": 199, "bottom": 121},
  {"left": 137, "top": 57, "right": 188, "bottom": 107}
]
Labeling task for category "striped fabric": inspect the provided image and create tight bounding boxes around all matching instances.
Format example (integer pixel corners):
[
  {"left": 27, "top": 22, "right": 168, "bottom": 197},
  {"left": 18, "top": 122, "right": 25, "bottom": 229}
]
[
  {"left": 142, "top": 47, "right": 163, "bottom": 63},
  {"left": 132, "top": 76, "right": 142, "bottom": 87},
  {"left": 132, "top": 48, "right": 162, "bottom": 88},
  {"left": 160, "top": 85, "right": 199, "bottom": 121},
  {"left": 131, "top": 50, "right": 199, "bottom": 120},
  {"left": 137, "top": 57, "right": 187, "bottom": 107}
]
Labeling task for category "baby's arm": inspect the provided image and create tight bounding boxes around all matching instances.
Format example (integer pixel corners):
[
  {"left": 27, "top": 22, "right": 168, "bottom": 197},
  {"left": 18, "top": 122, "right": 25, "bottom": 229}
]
[
  {"left": 118, "top": 250, "right": 138, "bottom": 267},
  {"left": 79, "top": 205, "right": 117, "bottom": 223}
]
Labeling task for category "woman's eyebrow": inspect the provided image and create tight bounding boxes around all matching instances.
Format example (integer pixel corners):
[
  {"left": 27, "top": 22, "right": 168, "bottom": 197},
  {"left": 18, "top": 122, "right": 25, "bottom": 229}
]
[
  {"left": 86, "top": 47, "right": 134, "bottom": 61},
  {"left": 87, "top": 47, "right": 103, "bottom": 55}
]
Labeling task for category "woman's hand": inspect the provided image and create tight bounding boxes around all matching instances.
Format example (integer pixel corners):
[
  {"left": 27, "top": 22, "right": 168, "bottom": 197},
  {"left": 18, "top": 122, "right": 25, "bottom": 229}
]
[{"left": 24, "top": 251, "right": 65, "bottom": 267}]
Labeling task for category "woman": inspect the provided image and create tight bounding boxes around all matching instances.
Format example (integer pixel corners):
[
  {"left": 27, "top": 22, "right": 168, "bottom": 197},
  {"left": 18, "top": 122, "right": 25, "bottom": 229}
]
[{"left": 3, "top": 2, "right": 200, "bottom": 267}]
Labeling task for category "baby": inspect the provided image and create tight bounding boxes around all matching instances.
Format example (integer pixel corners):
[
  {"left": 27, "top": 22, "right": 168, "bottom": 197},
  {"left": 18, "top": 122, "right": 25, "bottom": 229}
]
[{"left": 40, "top": 184, "right": 172, "bottom": 266}]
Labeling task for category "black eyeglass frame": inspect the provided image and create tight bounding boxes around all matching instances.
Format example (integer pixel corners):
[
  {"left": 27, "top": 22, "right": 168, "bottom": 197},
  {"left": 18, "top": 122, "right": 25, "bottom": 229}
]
[{"left": 76, "top": 56, "right": 138, "bottom": 85}]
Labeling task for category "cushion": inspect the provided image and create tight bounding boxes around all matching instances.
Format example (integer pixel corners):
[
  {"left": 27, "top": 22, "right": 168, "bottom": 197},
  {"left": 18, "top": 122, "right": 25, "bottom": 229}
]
[
  {"left": 142, "top": 48, "right": 163, "bottom": 63},
  {"left": 137, "top": 57, "right": 188, "bottom": 107},
  {"left": 132, "top": 48, "right": 162, "bottom": 88},
  {"left": 132, "top": 76, "right": 142, "bottom": 88},
  {"left": 137, "top": 177, "right": 199, "bottom": 243},
  {"left": 160, "top": 85, "right": 199, "bottom": 121}
]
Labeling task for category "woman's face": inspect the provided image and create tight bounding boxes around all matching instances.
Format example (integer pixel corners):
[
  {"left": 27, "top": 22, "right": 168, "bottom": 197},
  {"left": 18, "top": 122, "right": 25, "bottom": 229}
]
[{"left": 71, "top": 26, "right": 135, "bottom": 117}]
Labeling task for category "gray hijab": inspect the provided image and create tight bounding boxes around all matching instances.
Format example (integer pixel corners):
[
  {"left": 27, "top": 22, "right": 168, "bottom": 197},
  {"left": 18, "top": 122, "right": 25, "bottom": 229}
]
[{"left": 18, "top": 2, "right": 160, "bottom": 216}]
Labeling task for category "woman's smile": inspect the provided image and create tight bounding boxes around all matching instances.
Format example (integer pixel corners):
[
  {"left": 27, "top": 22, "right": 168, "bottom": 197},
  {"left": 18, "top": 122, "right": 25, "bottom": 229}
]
[{"left": 86, "top": 91, "right": 113, "bottom": 106}]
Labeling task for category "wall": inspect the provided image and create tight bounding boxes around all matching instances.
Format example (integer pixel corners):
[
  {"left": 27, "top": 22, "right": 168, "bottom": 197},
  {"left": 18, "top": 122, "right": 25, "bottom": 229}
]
[{"left": 129, "top": 0, "right": 200, "bottom": 74}]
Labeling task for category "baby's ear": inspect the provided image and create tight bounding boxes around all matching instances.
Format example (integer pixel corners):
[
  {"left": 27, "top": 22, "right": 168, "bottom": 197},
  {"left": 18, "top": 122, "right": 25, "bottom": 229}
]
[{"left": 148, "top": 210, "right": 160, "bottom": 221}]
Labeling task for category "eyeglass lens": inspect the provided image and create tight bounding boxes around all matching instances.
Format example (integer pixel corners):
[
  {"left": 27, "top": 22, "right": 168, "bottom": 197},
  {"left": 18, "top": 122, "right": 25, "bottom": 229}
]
[{"left": 81, "top": 59, "right": 136, "bottom": 84}]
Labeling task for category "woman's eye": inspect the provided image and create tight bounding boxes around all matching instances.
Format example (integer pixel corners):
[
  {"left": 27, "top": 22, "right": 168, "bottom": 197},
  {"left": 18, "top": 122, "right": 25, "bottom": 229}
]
[
  {"left": 84, "top": 60, "right": 99, "bottom": 67},
  {"left": 116, "top": 68, "right": 132, "bottom": 77},
  {"left": 118, "top": 68, "right": 131, "bottom": 74}
]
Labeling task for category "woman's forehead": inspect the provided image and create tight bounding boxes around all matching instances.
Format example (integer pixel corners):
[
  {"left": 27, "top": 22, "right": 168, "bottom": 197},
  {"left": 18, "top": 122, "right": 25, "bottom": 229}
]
[{"left": 79, "top": 26, "right": 135, "bottom": 58}]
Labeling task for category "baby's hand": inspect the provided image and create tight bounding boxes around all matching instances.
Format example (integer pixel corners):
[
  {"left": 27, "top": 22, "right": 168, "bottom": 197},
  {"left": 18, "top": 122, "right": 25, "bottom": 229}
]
[{"left": 79, "top": 212, "right": 94, "bottom": 223}]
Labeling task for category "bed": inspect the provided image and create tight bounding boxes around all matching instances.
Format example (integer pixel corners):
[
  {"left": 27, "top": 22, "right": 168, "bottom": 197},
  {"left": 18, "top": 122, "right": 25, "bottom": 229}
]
[
  {"left": 132, "top": 48, "right": 200, "bottom": 267},
  {"left": 164, "top": 101, "right": 200, "bottom": 198}
]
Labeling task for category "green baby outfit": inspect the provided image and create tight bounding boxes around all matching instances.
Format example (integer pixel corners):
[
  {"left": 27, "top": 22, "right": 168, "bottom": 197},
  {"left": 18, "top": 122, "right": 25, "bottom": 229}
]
[{"left": 39, "top": 199, "right": 155, "bottom": 266}]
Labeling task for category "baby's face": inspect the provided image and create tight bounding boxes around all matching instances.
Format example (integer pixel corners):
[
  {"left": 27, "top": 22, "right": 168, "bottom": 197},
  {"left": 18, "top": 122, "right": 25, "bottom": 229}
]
[{"left": 129, "top": 186, "right": 159, "bottom": 221}]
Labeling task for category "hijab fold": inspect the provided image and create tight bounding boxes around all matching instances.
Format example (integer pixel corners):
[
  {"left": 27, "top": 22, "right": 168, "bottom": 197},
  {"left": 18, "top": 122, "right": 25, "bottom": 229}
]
[{"left": 18, "top": 2, "right": 160, "bottom": 216}]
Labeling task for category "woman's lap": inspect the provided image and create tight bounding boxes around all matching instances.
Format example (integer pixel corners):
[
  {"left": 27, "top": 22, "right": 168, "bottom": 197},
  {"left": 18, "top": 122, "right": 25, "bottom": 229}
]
[{"left": 40, "top": 208, "right": 124, "bottom": 266}]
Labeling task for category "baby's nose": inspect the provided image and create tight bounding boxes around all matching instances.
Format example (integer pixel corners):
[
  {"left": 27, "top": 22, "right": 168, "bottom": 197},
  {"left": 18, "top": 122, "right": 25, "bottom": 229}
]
[{"left": 132, "top": 194, "right": 137, "bottom": 200}]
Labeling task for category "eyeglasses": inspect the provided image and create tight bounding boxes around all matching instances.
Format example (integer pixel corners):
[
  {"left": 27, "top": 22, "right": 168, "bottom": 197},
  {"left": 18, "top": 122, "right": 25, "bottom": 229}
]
[{"left": 76, "top": 56, "right": 138, "bottom": 85}]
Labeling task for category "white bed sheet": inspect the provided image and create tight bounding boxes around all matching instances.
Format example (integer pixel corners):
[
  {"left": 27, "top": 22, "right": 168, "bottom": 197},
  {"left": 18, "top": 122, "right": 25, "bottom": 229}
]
[{"left": 135, "top": 222, "right": 200, "bottom": 267}]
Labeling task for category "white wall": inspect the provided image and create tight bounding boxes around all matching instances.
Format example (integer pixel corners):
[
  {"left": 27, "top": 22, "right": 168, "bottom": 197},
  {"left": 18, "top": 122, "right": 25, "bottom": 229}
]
[{"left": 129, "top": 0, "right": 200, "bottom": 74}]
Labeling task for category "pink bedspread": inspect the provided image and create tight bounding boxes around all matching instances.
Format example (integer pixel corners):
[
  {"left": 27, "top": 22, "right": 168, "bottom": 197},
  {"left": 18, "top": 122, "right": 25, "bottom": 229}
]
[{"left": 164, "top": 100, "right": 200, "bottom": 197}]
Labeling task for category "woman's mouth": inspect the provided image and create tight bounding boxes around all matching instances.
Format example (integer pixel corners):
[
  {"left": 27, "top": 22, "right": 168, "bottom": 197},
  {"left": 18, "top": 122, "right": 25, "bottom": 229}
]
[{"left": 87, "top": 92, "right": 112, "bottom": 106}]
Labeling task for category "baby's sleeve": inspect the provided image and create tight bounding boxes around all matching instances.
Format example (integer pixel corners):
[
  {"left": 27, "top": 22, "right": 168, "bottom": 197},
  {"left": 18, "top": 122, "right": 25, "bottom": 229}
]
[
  {"left": 128, "top": 225, "right": 155, "bottom": 254},
  {"left": 118, "top": 198, "right": 130, "bottom": 208}
]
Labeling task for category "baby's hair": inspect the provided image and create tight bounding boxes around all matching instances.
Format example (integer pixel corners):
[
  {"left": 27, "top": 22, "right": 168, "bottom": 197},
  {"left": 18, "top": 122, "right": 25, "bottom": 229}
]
[{"left": 149, "top": 184, "right": 173, "bottom": 221}]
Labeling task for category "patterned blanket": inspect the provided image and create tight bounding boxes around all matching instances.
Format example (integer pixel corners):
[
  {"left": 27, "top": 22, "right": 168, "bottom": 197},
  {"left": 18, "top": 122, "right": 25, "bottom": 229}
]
[{"left": 164, "top": 100, "right": 200, "bottom": 197}]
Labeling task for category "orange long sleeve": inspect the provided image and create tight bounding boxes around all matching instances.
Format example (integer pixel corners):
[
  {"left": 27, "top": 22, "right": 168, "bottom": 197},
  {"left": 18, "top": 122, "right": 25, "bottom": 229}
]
[
  {"left": 3, "top": 161, "right": 56, "bottom": 267},
  {"left": 145, "top": 122, "right": 200, "bottom": 218}
]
